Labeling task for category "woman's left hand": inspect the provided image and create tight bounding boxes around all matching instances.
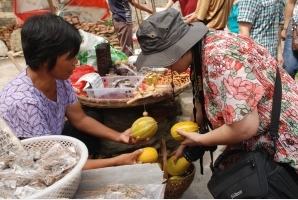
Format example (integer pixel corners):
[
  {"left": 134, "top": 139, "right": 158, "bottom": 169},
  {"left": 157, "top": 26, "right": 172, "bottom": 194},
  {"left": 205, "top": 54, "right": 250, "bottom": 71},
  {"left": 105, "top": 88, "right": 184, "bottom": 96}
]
[
  {"left": 119, "top": 128, "right": 149, "bottom": 144},
  {"left": 176, "top": 129, "right": 201, "bottom": 146}
]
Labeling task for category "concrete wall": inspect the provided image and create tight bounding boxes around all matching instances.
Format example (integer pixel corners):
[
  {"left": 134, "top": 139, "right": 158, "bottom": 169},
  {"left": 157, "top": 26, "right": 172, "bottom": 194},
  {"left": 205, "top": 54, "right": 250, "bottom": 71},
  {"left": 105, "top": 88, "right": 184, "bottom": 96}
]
[{"left": 0, "top": 0, "right": 16, "bottom": 26}]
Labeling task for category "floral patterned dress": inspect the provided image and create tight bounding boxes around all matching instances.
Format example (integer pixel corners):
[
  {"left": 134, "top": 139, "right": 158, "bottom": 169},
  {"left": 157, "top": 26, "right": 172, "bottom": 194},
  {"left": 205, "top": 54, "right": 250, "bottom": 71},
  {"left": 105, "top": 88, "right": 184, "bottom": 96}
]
[{"left": 201, "top": 30, "right": 298, "bottom": 171}]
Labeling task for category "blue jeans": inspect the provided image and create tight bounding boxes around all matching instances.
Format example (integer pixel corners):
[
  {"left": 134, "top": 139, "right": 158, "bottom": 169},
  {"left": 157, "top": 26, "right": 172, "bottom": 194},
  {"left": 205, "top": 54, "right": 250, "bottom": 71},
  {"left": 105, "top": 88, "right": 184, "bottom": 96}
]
[{"left": 283, "top": 36, "right": 298, "bottom": 78}]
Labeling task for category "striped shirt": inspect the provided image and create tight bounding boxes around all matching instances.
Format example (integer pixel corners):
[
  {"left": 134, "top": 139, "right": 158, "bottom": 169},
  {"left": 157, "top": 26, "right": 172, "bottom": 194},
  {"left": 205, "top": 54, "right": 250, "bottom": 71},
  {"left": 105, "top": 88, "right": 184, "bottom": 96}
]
[
  {"left": 194, "top": 0, "right": 234, "bottom": 30},
  {"left": 238, "top": 0, "right": 284, "bottom": 59}
]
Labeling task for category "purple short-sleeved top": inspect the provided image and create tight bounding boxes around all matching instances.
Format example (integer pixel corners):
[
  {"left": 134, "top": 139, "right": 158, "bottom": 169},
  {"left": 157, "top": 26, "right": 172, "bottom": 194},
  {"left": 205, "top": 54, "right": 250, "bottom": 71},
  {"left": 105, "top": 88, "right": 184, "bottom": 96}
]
[{"left": 0, "top": 70, "right": 77, "bottom": 138}]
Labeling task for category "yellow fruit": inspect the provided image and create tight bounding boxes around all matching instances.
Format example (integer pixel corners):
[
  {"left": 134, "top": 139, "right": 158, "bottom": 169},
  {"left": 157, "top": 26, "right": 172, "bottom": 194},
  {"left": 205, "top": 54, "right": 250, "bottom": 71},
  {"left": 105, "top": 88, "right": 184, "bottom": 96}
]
[
  {"left": 131, "top": 116, "right": 157, "bottom": 140},
  {"left": 167, "top": 156, "right": 191, "bottom": 176},
  {"left": 169, "top": 175, "right": 183, "bottom": 180},
  {"left": 136, "top": 147, "right": 158, "bottom": 163},
  {"left": 170, "top": 121, "right": 198, "bottom": 141}
]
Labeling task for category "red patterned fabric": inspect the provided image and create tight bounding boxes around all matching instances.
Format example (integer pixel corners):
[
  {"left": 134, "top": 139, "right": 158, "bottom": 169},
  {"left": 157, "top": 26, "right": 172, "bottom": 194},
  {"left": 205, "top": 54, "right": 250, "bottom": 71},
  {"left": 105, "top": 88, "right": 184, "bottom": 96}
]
[{"left": 202, "top": 31, "right": 298, "bottom": 171}]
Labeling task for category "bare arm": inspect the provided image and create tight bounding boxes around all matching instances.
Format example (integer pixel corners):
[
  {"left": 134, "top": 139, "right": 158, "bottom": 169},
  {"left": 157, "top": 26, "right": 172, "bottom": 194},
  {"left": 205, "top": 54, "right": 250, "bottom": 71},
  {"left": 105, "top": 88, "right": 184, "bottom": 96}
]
[
  {"left": 66, "top": 102, "right": 132, "bottom": 144},
  {"left": 281, "top": 0, "right": 296, "bottom": 40},
  {"left": 238, "top": 22, "right": 252, "bottom": 37},
  {"left": 83, "top": 149, "right": 143, "bottom": 170},
  {"left": 179, "top": 108, "right": 259, "bottom": 146},
  {"left": 184, "top": 14, "right": 199, "bottom": 24},
  {"left": 184, "top": 1, "right": 208, "bottom": 24},
  {"left": 184, "top": 12, "right": 194, "bottom": 19},
  {"left": 130, "top": 0, "right": 154, "bottom": 14},
  {"left": 164, "top": 0, "right": 174, "bottom": 9},
  {"left": 277, "top": 26, "right": 284, "bottom": 66}
]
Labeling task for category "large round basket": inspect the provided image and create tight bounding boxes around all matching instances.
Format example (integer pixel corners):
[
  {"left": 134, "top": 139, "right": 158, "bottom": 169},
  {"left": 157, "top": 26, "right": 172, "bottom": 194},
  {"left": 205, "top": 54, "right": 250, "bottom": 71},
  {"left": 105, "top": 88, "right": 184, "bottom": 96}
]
[
  {"left": 77, "top": 82, "right": 191, "bottom": 108},
  {"left": 21, "top": 135, "right": 88, "bottom": 199},
  {"left": 160, "top": 139, "right": 196, "bottom": 199}
]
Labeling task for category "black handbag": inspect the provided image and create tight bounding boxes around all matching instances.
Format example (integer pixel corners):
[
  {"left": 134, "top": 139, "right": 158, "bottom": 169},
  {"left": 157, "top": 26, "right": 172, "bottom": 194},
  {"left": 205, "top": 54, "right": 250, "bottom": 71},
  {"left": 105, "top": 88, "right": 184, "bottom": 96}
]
[{"left": 207, "top": 67, "right": 298, "bottom": 199}]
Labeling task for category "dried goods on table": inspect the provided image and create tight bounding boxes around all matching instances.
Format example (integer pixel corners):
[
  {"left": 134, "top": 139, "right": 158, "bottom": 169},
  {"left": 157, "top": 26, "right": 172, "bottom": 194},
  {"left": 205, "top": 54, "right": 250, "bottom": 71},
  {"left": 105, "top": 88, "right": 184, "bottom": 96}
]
[
  {"left": 0, "top": 142, "right": 79, "bottom": 199},
  {"left": 82, "top": 184, "right": 161, "bottom": 199}
]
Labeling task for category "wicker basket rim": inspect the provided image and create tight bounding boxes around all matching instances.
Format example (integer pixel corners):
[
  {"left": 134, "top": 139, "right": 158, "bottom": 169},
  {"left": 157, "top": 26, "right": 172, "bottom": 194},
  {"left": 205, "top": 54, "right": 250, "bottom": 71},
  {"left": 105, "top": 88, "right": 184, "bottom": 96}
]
[{"left": 77, "top": 82, "right": 191, "bottom": 108}]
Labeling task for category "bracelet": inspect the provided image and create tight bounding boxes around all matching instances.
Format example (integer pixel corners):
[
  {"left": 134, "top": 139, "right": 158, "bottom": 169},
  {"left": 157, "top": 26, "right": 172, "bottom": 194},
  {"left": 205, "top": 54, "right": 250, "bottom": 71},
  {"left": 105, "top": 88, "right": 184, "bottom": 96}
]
[{"left": 283, "top": 27, "right": 287, "bottom": 30}]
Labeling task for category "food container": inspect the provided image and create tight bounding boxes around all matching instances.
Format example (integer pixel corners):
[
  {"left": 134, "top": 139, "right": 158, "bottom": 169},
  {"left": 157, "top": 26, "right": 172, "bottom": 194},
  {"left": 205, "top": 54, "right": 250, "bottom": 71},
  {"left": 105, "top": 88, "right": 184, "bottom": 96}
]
[
  {"left": 84, "top": 76, "right": 145, "bottom": 99},
  {"left": 20, "top": 135, "right": 88, "bottom": 199}
]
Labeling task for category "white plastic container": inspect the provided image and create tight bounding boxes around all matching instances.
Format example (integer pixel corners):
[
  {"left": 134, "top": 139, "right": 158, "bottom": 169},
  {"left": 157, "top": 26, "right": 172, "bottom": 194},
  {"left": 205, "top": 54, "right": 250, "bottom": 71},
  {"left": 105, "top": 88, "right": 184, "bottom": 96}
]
[
  {"left": 84, "top": 76, "right": 145, "bottom": 99},
  {"left": 21, "top": 135, "right": 88, "bottom": 199}
]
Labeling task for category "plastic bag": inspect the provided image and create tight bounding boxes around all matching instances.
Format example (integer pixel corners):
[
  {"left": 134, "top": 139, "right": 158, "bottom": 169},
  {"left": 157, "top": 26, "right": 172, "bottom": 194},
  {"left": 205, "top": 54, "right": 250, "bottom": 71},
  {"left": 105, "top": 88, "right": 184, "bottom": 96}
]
[
  {"left": 70, "top": 65, "right": 95, "bottom": 96},
  {"left": 77, "top": 29, "right": 127, "bottom": 70},
  {"left": 110, "top": 45, "right": 128, "bottom": 63},
  {"left": 77, "top": 29, "right": 108, "bottom": 70}
]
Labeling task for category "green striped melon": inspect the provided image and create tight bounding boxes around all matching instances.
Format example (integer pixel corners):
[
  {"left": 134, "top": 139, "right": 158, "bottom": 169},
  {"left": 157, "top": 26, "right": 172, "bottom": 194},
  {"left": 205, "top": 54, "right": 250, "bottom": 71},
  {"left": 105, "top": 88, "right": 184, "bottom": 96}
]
[
  {"left": 131, "top": 116, "right": 157, "bottom": 140},
  {"left": 170, "top": 121, "right": 198, "bottom": 141}
]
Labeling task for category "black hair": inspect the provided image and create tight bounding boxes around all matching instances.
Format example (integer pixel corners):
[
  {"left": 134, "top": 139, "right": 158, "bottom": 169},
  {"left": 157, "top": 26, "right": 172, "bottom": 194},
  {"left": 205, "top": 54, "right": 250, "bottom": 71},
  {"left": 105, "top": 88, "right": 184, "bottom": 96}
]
[{"left": 21, "top": 13, "right": 82, "bottom": 72}]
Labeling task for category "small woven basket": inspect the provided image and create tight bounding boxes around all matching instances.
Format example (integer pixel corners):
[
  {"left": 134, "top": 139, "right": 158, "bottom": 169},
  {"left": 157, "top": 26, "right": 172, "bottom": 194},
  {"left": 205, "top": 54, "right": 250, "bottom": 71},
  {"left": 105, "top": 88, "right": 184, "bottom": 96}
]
[{"left": 160, "top": 139, "right": 196, "bottom": 199}]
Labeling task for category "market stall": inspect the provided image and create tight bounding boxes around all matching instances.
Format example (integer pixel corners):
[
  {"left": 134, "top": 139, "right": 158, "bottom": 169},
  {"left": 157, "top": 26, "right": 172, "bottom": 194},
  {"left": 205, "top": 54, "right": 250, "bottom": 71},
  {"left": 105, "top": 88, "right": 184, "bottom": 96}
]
[{"left": 2, "top": 6, "right": 196, "bottom": 198}]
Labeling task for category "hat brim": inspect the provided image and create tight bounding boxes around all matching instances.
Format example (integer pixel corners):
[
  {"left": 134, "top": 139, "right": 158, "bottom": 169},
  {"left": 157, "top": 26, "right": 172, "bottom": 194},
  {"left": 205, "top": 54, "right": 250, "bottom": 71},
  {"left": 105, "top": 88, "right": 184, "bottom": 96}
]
[{"left": 136, "top": 22, "right": 208, "bottom": 71}]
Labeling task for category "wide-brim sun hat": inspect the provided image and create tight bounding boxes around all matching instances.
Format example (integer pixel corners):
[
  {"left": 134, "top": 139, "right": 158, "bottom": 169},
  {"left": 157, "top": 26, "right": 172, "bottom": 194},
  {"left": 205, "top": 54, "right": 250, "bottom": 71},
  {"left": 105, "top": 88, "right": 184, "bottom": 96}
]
[{"left": 135, "top": 8, "right": 208, "bottom": 70}]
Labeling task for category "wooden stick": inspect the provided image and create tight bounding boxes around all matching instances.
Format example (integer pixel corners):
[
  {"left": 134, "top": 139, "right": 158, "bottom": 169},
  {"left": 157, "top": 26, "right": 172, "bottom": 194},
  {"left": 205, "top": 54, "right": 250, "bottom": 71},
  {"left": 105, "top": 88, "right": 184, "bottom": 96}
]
[{"left": 7, "top": 52, "right": 23, "bottom": 72}]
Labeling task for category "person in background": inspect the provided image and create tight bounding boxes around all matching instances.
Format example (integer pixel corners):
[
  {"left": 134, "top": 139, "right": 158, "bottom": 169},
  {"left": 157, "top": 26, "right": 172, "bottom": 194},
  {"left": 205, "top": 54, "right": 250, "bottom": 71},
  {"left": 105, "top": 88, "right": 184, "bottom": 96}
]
[
  {"left": 135, "top": 8, "right": 298, "bottom": 186},
  {"left": 164, "top": 0, "right": 198, "bottom": 18},
  {"left": 107, "top": 0, "right": 153, "bottom": 57},
  {"left": 281, "top": 0, "right": 298, "bottom": 79},
  {"left": 0, "top": 13, "right": 145, "bottom": 170},
  {"left": 225, "top": 0, "right": 239, "bottom": 33},
  {"left": 184, "top": 0, "right": 233, "bottom": 30},
  {"left": 238, "top": 0, "right": 284, "bottom": 65}
]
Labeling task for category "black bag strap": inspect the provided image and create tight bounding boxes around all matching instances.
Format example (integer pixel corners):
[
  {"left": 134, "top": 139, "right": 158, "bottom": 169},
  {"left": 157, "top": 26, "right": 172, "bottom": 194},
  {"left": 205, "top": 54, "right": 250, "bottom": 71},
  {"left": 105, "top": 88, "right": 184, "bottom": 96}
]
[
  {"left": 210, "top": 67, "right": 282, "bottom": 172},
  {"left": 269, "top": 67, "right": 282, "bottom": 151},
  {"left": 203, "top": 0, "right": 226, "bottom": 25},
  {"left": 190, "top": 41, "right": 217, "bottom": 175}
]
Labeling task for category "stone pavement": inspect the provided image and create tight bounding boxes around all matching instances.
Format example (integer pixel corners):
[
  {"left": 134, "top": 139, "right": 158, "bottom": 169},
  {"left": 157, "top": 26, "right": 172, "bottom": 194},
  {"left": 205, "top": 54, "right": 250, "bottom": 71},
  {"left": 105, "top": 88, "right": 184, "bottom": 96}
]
[{"left": 0, "top": 56, "right": 222, "bottom": 199}]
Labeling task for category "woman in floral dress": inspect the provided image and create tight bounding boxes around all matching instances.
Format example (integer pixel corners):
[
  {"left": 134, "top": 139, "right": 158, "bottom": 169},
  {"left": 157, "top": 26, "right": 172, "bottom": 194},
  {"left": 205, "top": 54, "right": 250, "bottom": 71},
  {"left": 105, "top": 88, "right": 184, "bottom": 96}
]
[{"left": 135, "top": 8, "right": 298, "bottom": 185}]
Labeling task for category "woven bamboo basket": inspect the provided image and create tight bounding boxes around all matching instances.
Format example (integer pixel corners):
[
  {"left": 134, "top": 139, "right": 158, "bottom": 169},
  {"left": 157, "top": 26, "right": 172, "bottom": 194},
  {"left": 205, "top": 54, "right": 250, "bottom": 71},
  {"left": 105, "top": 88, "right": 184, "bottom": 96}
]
[
  {"left": 160, "top": 139, "right": 196, "bottom": 199},
  {"left": 77, "top": 82, "right": 191, "bottom": 108}
]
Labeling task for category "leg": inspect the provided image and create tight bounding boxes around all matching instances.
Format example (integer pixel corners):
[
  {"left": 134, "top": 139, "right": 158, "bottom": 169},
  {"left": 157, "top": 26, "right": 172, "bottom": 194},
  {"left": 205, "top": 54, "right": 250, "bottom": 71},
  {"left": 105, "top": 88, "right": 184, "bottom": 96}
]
[
  {"left": 62, "top": 110, "right": 103, "bottom": 156},
  {"left": 283, "top": 36, "right": 298, "bottom": 79},
  {"left": 113, "top": 19, "right": 133, "bottom": 57}
]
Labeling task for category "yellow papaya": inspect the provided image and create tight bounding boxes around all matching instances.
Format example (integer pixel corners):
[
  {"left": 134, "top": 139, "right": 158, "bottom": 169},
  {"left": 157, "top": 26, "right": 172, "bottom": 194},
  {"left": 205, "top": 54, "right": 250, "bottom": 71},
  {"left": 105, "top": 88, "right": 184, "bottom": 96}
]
[
  {"left": 131, "top": 116, "right": 157, "bottom": 140},
  {"left": 170, "top": 121, "right": 198, "bottom": 141},
  {"left": 136, "top": 147, "right": 158, "bottom": 163},
  {"left": 167, "top": 156, "right": 191, "bottom": 176}
]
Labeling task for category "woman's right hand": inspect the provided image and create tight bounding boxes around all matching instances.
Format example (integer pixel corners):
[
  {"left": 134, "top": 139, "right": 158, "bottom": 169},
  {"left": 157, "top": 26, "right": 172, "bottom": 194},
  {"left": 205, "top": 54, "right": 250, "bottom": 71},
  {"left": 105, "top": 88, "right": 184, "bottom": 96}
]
[
  {"left": 115, "top": 149, "right": 143, "bottom": 165},
  {"left": 171, "top": 144, "right": 186, "bottom": 163}
]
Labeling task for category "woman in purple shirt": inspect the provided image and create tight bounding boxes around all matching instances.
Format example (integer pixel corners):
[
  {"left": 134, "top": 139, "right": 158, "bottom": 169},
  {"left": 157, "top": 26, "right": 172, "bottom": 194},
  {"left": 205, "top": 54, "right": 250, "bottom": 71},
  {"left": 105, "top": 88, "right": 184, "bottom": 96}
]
[{"left": 0, "top": 13, "right": 144, "bottom": 170}]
